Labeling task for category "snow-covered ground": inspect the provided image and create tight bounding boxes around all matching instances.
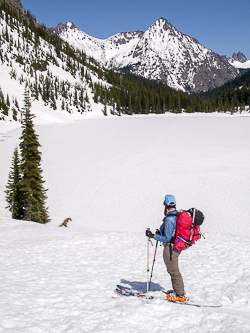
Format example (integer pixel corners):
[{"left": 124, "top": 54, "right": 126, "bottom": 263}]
[{"left": 1, "top": 113, "right": 250, "bottom": 332}]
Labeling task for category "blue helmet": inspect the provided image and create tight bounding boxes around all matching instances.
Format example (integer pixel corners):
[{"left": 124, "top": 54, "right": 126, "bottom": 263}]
[{"left": 164, "top": 195, "right": 176, "bottom": 206}]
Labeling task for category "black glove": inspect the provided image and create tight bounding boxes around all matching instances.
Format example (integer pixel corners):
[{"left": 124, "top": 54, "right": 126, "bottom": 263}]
[
  {"left": 146, "top": 229, "right": 155, "bottom": 238},
  {"left": 155, "top": 229, "right": 160, "bottom": 235}
]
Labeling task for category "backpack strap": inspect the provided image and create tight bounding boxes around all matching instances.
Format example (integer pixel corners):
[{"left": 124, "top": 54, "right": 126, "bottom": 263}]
[
  {"left": 162, "top": 212, "right": 178, "bottom": 223},
  {"left": 164, "top": 212, "right": 179, "bottom": 261},
  {"left": 189, "top": 208, "right": 196, "bottom": 242},
  {"left": 167, "top": 212, "right": 178, "bottom": 217}
]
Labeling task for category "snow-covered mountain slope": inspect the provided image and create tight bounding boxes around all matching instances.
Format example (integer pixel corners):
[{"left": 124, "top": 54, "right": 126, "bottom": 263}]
[
  {"left": 51, "top": 18, "right": 239, "bottom": 92},
  {"left": 0, "top": 5, "right": 110, "bottom": 134}
]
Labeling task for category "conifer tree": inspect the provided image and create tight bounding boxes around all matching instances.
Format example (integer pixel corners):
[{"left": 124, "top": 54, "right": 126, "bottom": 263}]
[
  {"left": 0, "top": 87, "right": 9, "bottom": 117},
  {"left": 103, "top": 98, "right": 107, "bottom": 116},
  {"left": 117, "top": 99, "right": 121, "bottom": 116},
  {"left": 19, "top": 87, "right": 50, "bottom": 223},
  {"left": 128, "top": 93, "right": 133, "bottom": 115},
  {"left": 5, "top": 147, "right": 24, "bottom": 219},
  {"left": 145, "top": 95, "right": 149, "bottom": 114},
  {"left": 6, "top": 94, "right": 10, "bottom": 107},
  {"left": 176, "top": 94, "right": 182, "bottom": 113}
]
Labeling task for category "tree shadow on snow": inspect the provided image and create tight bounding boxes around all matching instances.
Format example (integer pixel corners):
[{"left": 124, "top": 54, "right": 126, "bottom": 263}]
[{"left": 120, "top": 279, "right": 164, "bottom": 292}]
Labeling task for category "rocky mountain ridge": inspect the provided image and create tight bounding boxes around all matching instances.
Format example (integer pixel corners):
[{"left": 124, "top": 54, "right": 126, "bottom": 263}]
[
  {"left": 232, "top": 51, "right": 248, "bottom": 63},
  {"left": 51, "top": 18, "right": 239, "bottom": 93}
]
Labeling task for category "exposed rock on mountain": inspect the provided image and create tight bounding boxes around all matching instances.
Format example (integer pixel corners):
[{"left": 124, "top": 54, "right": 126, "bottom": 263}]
[
  {"left": 232, "top": 52, "right": 247, "bottom": 63},
  {"left": 1, "top": 0, "right": 24, "bottom": 13},
  {"left": 50, "top": 22, "right": 78, "bottom": 35}
]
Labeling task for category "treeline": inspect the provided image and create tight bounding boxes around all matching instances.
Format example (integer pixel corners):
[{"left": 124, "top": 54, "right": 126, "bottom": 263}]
[
  {"left": 94, "top": 73, "right": 222, "bottom": 114},
  {"left": 97, "top": 68, "right": 250, "bottom": 115}
]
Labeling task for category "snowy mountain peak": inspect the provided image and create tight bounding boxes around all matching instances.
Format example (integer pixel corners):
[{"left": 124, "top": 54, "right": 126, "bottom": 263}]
[
  {"left": 51, "top": 18, "right": 239, "bottom": 92},
  {"left": 152, "top": 17, "right": 171, "bottom": 29},
  {"left": 146, "top": 17, "right": 182, "bottom": 42},
  {"left": 50, "top": 22, "right": 78, "bottom": 35},
  {"left": 152, "top": 17, "right": 179, "bottom": 34}
]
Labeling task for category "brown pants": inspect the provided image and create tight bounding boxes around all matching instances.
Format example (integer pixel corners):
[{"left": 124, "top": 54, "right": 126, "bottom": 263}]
[{"left": 163, "top": 243, "right": 185, "bottom": 296}]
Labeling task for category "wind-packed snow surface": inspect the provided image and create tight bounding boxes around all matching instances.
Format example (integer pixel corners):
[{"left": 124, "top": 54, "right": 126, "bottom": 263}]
[{"left": 1, "top": 114, "right": 250, "bottom": 332}]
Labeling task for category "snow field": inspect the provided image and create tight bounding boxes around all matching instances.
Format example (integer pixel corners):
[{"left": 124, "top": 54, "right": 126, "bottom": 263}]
[
  {"left": 1, "top": 219, "right": 250, "bottom": 332},
  {"left": 0, "top": 114, "right": 250, "bottom": 332},
  {"left": 32, "top": 114, "right": 250, "bottom": 236}
]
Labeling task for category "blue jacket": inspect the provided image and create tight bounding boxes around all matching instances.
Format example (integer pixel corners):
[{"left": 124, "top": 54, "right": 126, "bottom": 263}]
[{"left": 154, "top": 210, "right": 178, "bottom": 243}]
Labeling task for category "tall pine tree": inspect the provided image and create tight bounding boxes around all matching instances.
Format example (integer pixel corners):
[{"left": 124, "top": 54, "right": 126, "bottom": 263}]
[
  {"left": 19, "top": 87, "right": 50, "bottom": 223},
  {"left": 5, "top": 147, "right": 24, "bottom": 219}
]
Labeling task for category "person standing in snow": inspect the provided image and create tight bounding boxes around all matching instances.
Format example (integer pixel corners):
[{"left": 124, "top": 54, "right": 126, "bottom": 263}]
[{"left": 146, "top": 194, "right": 186, "bottom": 302}]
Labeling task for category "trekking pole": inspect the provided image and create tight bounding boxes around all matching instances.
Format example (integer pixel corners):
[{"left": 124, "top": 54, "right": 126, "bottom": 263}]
[
  {"left": 148, "top": 240, "right": 158, "bottom": 292},
  {"left": 146, "top": 228, "right": 150, "bottom": 302},
  {"left": 189, "top": 208, "right": 196, "bottom": 243},
  {"left": 200, "top": 231, "right": 206, "bottom": 239}
]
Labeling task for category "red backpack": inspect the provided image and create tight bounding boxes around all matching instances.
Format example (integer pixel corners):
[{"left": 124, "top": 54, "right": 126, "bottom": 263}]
[{"left": 173, "top": 208, "right": 204, "bottom": 250}]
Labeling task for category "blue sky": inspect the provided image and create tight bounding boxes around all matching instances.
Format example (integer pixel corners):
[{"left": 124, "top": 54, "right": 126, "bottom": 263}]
[{"left": 21, "top": 0, "right": 250, "bottom": 58}]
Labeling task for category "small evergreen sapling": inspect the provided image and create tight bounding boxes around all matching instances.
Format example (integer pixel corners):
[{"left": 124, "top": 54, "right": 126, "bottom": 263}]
[{"left": 5, "top": 147, "right": 24, "bottom": 219}]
